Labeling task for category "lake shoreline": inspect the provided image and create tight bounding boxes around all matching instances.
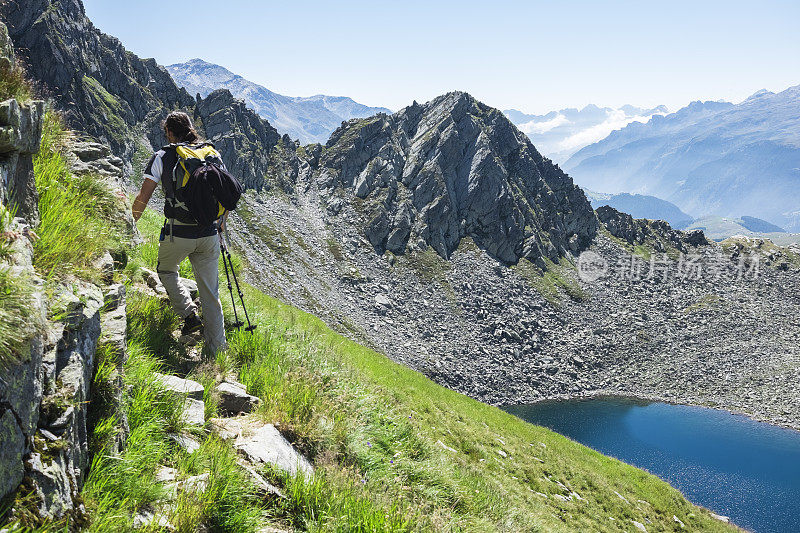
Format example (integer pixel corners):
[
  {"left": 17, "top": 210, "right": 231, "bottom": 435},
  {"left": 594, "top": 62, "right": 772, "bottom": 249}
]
[
  {"left": 503, "top": 389, "right": 800, "bottom": 433},
  {"left": 505, "top": 396, "right": 800, "bottom": 533}
]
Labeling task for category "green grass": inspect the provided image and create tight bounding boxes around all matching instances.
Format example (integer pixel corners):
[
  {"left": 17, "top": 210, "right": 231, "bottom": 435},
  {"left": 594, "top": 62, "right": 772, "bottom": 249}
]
[
  {"left": 3, "top": 195, "right": 736, "bottom": 531},
  {"left": 0, "top": 61, "right": 33, "bottom": 102},
  {"left": 91, "top": 208, "right": 736, "bottom": 531},
  {"left": 683, "top": 294, "right": 722, "bottom": 314},
  {"left": 514, "top": 257, "right": 589, "bottom": 305},
  {"left": 81, "top": 340, "right": 267, "bottom": 532},
  {"left": 32, "top": 110, "right": 126, "bottom": 281},
  {"left": 0, "top": 267, "right": 37, "bottom": 367}
]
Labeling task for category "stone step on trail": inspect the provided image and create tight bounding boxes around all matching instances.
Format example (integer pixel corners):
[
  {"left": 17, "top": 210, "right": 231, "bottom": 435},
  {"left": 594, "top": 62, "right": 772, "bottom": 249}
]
[
  {"left": 181, "top": 398, "right": 205, "bottom": 426},
  {"left": 234, "top": 424, "right": 313, "bottom": 478},
  {"left": 207, "top": 417, "right": 313, "bottom": 478},
  {"left": 216, "top": 381, "right": 262, "bottom": 415},
  {"left": 139, "top": 267, "right": 167, "bottom": 297},
  {"left": 153, "top": 373, "right": 204, "bottom": 400},
  {"left": 168, "top": 433, "right": 201, "bottom": 454},
  {"left": 207, "top": 417, "right": 243, "bottom": 440}
]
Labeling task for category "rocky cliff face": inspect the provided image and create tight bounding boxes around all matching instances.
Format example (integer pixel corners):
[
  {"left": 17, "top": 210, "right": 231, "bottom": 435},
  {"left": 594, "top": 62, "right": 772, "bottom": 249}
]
[
  {"left": 0, "top": 0, "right": 282, "bottom": 189},
  {"left": 194, "top": 89, "right": 284, "bottom": 191},
  {"left": 0, "top": 21, "right": 43, "bottom": 224},
  {"left": 316, "top": 92, "right": 598, "bottom": 264},
  {"left": 0, "top": 0, "right": 194, "bottom": 168},
  {"left": 0, "top": 136, "right": 129, "bottom": 524},
  {"left": 0, "top": 20, "right": 129, "bottom": 519}
]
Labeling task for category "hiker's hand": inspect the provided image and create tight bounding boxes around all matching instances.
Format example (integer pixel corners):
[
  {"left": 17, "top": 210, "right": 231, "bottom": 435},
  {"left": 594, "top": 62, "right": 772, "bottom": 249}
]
[{"left": 132, "top": 179, "right": 157, "bottom": 222}]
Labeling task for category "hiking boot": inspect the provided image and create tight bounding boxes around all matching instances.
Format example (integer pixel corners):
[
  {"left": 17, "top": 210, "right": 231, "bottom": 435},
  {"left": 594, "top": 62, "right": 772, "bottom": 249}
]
[{"left": 181, "top": 311, "right": 204, "bottom": 336}]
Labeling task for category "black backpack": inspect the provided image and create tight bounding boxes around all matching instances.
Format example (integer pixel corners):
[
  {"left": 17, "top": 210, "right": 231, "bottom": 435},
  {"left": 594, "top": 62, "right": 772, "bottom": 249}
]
[{"left": 165, "top": 142, "right": 243, "bottom": 227}]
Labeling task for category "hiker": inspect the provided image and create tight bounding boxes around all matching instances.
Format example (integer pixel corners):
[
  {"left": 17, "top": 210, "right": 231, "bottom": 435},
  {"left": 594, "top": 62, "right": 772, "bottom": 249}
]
[{"left": 131, "top": 111, "right": 230, "bottom": 356}]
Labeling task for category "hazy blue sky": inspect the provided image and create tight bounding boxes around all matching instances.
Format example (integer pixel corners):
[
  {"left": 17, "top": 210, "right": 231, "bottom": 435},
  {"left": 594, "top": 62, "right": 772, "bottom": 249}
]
[{"left": 82, "top": 0, "right": 799, "bottom": 114}]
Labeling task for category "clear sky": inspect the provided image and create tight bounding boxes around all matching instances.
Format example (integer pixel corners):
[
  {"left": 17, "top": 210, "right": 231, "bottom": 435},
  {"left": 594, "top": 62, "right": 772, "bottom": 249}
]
[{"left": 82, "top": 0, "right": 799, "bottom": 114}]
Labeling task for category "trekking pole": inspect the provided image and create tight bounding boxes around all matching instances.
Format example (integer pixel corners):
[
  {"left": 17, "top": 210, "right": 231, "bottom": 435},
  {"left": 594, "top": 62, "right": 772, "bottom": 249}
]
[
  {"left": 221, "top": 229, "right": 256, "bottom": 333},
  {"left": 219, "top": 230, "right": 243, "bottom": 330}
]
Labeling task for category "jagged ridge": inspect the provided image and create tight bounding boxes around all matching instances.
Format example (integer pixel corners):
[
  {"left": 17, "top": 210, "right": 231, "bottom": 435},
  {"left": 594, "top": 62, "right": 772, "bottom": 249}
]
[
  {"left": 316, "top": 92, "right": 598, "bottom": 264},
  {"left": 0, "top": 0, "right": 281, "bottom": 189}
]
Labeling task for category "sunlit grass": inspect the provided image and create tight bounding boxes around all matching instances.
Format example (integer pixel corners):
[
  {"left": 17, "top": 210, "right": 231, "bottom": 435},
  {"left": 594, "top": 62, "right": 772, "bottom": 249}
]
[{"left": 32, "top": 110, "right": 126, "bottom": 281}]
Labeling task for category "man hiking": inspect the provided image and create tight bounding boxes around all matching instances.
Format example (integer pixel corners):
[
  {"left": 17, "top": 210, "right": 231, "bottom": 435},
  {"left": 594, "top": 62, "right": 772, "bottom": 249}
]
[{"left": 131, "top": 111, "right": 230, "bottom": 357}]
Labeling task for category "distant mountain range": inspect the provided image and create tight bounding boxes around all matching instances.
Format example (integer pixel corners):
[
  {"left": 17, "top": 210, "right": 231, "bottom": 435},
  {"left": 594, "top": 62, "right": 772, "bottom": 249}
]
[
  {"left": 167, "top": 59, "right": 391, "bottom": 144},
  {"left": 562, "top": 86, "right": 800, "bottom": 231},
  {"left": 683, "top": 216, "right": 800, "bottom": 245},
  {"left": 583, "top": 191, "right": 693, "bottom": 228},
  {"left": 503, "top": 104, "right": 668, "bottom": 163},
  {"left": 583, "top": 191, "right": 800, "bottom": 244}
]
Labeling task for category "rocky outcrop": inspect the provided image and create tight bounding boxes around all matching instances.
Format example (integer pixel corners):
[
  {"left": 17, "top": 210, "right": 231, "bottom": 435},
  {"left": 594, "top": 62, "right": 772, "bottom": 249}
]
[
  {"left": 1, "top": 0, "right": 291, "bottom": 190},
  {"left": 66, "top": 141, "right": 125, "bottom": 186},
  {"left": 0, "top": 98, "right": 44, "bottom": 224},
  {"left": 0, "top": 21, "right": 43, "bottom": 224},
  {"left": 315, "top": 92, "right": 598, "bottom": 264},
  {"left": 597, "top": 205, "right": 710, "bottom": 253},
  {"left": 0, "top": 217, "right": 128, "bottom": 520},
  {"left": 0, "top": 32, "right": 130, "bottom": 515},
  {"left": 194, "top": 89, "right": 283, "bottom": 190},
  {"left": 0, "top": 0, "right": 194, "bottom": 169}
]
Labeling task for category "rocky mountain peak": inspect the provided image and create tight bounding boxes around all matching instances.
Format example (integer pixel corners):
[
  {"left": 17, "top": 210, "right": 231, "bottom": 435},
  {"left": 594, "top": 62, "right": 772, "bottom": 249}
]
[{"left": 318, "top": 91, "right": 598, "bottom": 265}]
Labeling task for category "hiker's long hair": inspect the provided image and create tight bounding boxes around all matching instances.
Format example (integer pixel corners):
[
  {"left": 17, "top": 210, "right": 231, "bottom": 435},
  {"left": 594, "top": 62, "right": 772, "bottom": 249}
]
[{"left": 163, "top": 111, "right": 201, "bottom": 143}]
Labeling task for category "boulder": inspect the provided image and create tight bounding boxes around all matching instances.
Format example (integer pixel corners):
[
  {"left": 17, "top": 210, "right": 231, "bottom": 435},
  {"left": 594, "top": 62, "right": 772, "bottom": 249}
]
[
  {"left": 216, "top": 382, "right": 261, "bottom": 415},
  {"left": 181, "top": 398, "right": 205, "bottom": 426},
  {"left": 154, "top": 373, "right": 204, "bottom": 400},
  {"left": 141, "top": 268, "right": 167, "bottom": 296},
  {"left": 234, "top": 424, "right": 313, "bottom": 478}
]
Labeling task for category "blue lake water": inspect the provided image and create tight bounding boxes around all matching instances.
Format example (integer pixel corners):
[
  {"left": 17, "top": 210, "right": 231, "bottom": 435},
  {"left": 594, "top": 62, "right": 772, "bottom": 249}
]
[{"left": 504, "top": 398, "right": 800, "bottom": 533}]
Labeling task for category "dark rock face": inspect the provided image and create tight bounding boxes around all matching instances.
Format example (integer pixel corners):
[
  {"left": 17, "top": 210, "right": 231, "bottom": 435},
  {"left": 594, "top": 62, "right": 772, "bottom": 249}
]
[
  {"left": 597, "top": 205, "right": 710, "bottom": 252},
  {"left": 0, "top": 21, "right": 44, "bottom": 224},
  {"left": 0, "top": 96, "right": 43, "bottom": 226},
  {"left": 194, "top": 90, "right": 283, "bottom": 190},
  {"left": 317, "top": 92, "right": 598, "bottom": 264},
  {"left": 1, "top": 0, "right": 280, "bottom": 189},
  {"left": 1, "top": 0, "right": 194, "bottom": 166}
]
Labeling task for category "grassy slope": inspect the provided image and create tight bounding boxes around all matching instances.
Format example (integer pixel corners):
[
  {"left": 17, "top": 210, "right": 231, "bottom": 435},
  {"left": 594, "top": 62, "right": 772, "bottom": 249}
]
[{"left": 87, "top": 208, "right": 736, "bottom": 532}]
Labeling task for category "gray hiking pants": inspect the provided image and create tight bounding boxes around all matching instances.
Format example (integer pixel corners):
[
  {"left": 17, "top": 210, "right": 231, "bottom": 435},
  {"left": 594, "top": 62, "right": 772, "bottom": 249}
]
[{"left": 157, "top": 233, "right": 227, "bottom": 354}]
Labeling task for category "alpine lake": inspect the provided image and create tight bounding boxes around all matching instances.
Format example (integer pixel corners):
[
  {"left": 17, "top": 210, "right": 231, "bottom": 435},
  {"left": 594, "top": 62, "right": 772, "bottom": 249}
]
[{"left": 504, "top": 397, "right": 800, "bottom": 533}]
